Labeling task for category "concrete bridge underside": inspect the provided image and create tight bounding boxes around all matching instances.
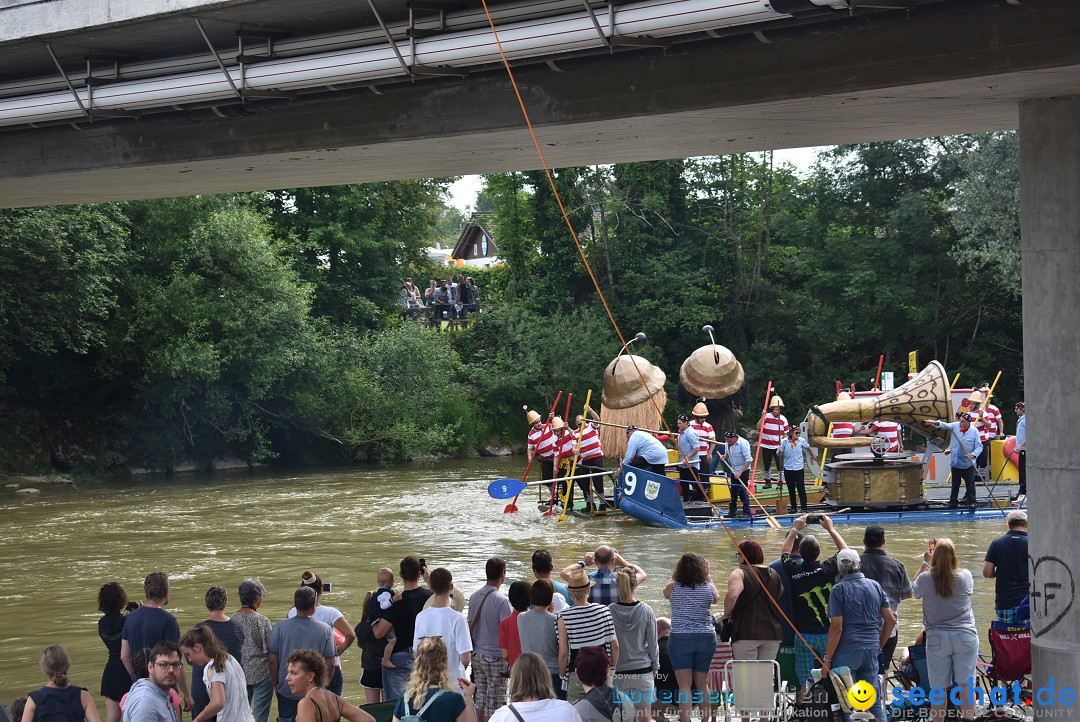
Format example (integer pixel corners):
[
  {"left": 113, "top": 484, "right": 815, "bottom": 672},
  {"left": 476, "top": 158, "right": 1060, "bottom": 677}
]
[{"left": 0, "top": 0, "right": 1079, "bottom": 207}]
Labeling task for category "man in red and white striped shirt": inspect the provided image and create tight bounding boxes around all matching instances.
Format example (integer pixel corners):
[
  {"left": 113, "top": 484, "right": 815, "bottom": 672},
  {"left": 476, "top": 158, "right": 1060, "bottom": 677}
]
[
  {"left": 974, "top": 385, "right": 1003, "bottom": 477},
  {"left": 830, "top": 392, "right": 859, "bottom": 440},
  {"left": 527, "top": 408, "right": 558, "bottom": 488},
  {"left": 571, "top": 408, "right": 609, "bottom": 512},
  {"left": 759, "top": 397, "right": 789, "bottom": 487},
  {"left": 867, "top": 419, "right": 902, "bottom": 452},
  {"left": 690, "top": 401, "right": 718, "bottom": 473}
]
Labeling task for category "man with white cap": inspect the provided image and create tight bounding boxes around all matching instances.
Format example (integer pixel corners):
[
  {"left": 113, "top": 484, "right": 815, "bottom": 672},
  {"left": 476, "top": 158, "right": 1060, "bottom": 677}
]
[{"left": 823, "top": 549, "right": 894, "bottom": 722}]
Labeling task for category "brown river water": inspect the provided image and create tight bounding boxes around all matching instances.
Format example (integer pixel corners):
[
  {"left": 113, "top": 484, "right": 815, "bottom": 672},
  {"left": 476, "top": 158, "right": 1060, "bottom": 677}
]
[{"left": 0, "top": 458, "right": 1010, "bottom": 713}]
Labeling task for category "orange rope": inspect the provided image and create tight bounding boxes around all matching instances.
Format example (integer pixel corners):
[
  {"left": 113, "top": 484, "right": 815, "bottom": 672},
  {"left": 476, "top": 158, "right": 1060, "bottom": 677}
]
[{"left": 475, "top": 1, "right": 838, "bottom": 681}]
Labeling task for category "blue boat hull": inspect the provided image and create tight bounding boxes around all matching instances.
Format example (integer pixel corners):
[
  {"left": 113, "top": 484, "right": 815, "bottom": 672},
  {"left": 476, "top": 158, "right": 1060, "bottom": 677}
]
[{"left": 615, "top": 466, "right": 1019, "bottom": 530}]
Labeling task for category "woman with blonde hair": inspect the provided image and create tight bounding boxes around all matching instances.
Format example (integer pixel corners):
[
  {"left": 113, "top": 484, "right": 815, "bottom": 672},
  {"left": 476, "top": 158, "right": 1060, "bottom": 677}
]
[
  {"left": 911, "top": 538, "right": 978, "bottom": 722},
  {"left": 488, "top": 653, "right": 580, "bottom": 722},
  {"left": 283, "top": 649, "right": 374, "bottom": 722},
  {"left": 180, "top": 626, "right": 251, "bottom": 722},
  {"left": 608, "top": 567, "right": 657, "bottom": 721},
  {"left": 392, "top": 637, "right": 475, "bottom": 722},
  {"left": 21, "top": 646, "right": 101, "bottom": 722}
]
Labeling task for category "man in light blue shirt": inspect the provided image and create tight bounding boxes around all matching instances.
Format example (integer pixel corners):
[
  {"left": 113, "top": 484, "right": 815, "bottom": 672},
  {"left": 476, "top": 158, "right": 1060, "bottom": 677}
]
[
  {"left": 777, "top": 427, "right": 816, "bottom": 513},
  {"left": 928, "top": 413, "right": 983, "bottom": 508},
  {"left": 676, "top": 414, "right": 701, "bottom": 502},
  {"left": 617, "top": 427, "right": 668, "bottom": 476},
  {"left": 1014, "top": 401, "right": 1026, "bottom": 501},
  {"left": 723, "top": 430, "right": 754, "bottom": 518}
]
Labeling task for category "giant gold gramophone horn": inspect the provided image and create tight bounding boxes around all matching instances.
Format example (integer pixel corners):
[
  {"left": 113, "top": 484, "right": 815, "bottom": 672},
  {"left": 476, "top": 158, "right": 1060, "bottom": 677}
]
[{"left": 806, "top": 361, "right": 953, "bottom": 447}]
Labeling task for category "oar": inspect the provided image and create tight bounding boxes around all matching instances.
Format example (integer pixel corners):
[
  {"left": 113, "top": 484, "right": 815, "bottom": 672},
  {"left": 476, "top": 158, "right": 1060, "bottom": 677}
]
[
  {"left": 749, "top": 380, "right": 774, "bottom": 492},
  {"left": 557, "top": 390, "right": 592, "bottom": 522},
  {"left": 505, "top": 392, "right": 562, "bottom": 513},
  {"left": 715, "top": 450, "right": 782, "bottom": 529},
  {"left": 591, "top": 419, "right": 669, "bottom": 437},
  {"left": 544, "top": 392, "right": 573, "bottom": 514},
  {"left": 490, "top": 470, "right": 615, "bottom": 499}
]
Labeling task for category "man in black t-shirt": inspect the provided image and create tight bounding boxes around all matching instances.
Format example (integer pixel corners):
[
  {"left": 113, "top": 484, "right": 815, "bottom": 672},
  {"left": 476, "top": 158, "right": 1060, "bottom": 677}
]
[
  {"left": 780, "top": 515, "right": 848, "bottom": 695},
  {"left": 983, "top": 510, "right": 1030, "bottom": 623},
  {"left": 374, "top": 556, "right": 432, "bottom": 701},
  {"left": 120, "top": 571, "right": 193, "bottom": 711}
]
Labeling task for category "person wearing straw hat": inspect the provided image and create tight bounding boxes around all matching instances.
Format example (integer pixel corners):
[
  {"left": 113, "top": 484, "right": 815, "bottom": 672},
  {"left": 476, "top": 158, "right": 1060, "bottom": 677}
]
[
  {"left": 758, "top": 396, "right": 789, "bottom": 488},
  {"left": 689, "top": 401, "right": 719, "bottom": 473},
  {"left": 556, "top": 568, "right": 618, "bottom": 704},
  {"left": 527, "top": 409, "right": 558, "bottom": 495},
  {"left": 614, "top": 427, "right": 668, "bottom": 478},
  {"left": 573, "top": 408, "right": 609, "bottom": 513},
  {"left": 723, "top": 430, "right": 754, "bottom": 519},
  {"left": 676, "top": 415, "right": 702, "bottom": 503}
]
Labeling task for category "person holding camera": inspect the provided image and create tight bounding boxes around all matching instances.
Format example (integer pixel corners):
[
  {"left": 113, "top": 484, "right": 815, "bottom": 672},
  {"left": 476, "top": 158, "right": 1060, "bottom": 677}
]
[
  {"left": 778, "top": 515, "right": 848, "bottom": 696},
  {"left": 287, "top": 572, "right": 356, "bottom": 696}
]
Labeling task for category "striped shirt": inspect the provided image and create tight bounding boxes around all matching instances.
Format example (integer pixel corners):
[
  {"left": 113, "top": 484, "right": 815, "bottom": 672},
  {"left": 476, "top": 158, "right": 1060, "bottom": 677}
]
[
  {"left": 560, "top": 603, "right": 616, "bottom": 663},
  {"left": 690, "top": 419, "right": 715, "bottom": 457},
  {"left": 831, "top": 422, "right": 855, "bottom": 439},
  {"left": 554, "top": 431, "right": 577, "bottom": 463},
  {"left": 669, "top": 582, "right": 717, "bottom": 634},
  {"left": 759, "top": 413, "right": 789, "bottom": 449},
  {"left": 977, "top": 404, "right": 1002, "bottom": 443},
  {"left": 868, "top": 420, "right": 901, "bottom": 452},
  {"left": 576, "top": 423, "right": 603, "bottom": 461},
  {"left": 528, "top": 424, "right": 557, "bottom": 459}
]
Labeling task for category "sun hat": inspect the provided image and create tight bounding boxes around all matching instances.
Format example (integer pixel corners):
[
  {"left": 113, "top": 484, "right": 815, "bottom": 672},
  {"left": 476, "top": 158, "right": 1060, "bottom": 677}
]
[{"left": 679, "top": 344, "right": 744, "bottom": 399}]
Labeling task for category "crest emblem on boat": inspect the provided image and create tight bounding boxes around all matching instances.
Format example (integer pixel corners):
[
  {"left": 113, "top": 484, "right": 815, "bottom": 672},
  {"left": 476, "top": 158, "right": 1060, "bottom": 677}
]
[{"left": 644, "top": 479, "right": 661, "bottom": 500}]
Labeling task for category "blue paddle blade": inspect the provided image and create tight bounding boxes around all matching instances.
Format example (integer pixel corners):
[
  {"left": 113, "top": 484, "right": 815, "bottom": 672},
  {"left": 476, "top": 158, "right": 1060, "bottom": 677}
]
[{"left": 488, "top": 477, "right": 528, "bottom": 499}]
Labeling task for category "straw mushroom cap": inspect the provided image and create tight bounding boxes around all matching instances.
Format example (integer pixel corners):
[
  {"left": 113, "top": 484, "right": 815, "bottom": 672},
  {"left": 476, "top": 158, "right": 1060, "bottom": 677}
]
[
  {"left": 769, "top": 395, "right": 785, "bottom": 409},
  {"left": 550, "top": 416, "right": 566, "bottom": 431},
  {"left": 679, "top": 344, "right": 745, "bottom": 399},
  {"left": 967, "top": 390, "right": 984, "bottom": 404},
  {"left": 836, "top": 391, "right": 852, "bottom": 402},
  {"left": 601, "top": 354, "right": 666, "bottom": 410},
  {"left": 692, "top": 401, "right": 709, "bottom": 417},
  {"left": 525, "top": 409, "right": 541, "bottom": 425}
]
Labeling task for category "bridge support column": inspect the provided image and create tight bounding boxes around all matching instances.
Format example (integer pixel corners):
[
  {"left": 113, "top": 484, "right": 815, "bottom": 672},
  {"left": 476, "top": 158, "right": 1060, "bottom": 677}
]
[{"left": 1020, "top": 96, "right": 1080, "bottom": 716}]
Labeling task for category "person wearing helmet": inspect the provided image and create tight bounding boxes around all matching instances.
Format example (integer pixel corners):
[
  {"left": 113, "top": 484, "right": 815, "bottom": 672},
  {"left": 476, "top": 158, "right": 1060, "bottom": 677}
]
[
  {"left": 690, "top": 401, "right": 719, "bottom": 473},
  {"left": 758, "top": 396, "right": 789, "bottom": 488}
]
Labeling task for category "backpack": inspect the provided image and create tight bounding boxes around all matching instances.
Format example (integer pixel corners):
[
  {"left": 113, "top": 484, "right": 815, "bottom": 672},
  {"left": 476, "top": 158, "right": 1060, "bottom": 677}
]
[
  {"left": 399, "top": 690, "right": 446, "bottom": 722},
  {"left": 30, "top": 688, "right": 83, "bottom": 722}
]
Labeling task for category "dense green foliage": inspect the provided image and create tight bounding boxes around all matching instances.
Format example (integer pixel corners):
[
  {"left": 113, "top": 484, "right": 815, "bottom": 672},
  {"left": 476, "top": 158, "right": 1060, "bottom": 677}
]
[{"left": 0, "top": 133, "right": 1023, "bottom": 473}]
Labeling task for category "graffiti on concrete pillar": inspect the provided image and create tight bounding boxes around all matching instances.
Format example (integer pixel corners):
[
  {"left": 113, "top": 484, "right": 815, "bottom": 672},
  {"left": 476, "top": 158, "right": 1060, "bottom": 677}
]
[{"left": 1029, "top": 555, "right": 1075, "bottom": 637}]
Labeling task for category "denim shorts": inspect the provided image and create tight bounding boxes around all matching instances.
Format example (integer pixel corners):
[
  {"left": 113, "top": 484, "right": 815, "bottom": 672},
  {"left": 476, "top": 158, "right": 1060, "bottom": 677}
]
[{"left": 667, "top": 632, "right": 717, "bottom": 673}]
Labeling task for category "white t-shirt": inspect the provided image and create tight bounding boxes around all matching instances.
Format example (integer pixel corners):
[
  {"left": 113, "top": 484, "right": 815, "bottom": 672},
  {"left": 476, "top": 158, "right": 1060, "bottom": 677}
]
[
  {"left": 489, "top": 699, "right": 582, "bottom": 722},
  {"left": 413, "top": 605, "right": 473, "bottom": 682},
  {"left": 288, "top": 604, "right": 345, "bottom": 667},
  {"left": 202, "top": 654, "right": 254, "bottom": 722}
]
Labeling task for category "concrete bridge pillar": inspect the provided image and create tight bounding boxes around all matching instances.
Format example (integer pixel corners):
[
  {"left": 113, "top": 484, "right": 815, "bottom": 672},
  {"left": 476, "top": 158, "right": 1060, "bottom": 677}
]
[{"left": 1020, "top": 95, "right": 1080, "bottom": 716}]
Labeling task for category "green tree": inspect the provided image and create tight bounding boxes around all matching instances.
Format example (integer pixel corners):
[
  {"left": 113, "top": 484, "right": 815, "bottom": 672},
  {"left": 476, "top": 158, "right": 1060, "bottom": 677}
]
[
  {"left": 125, "top": 205, "right": 314, "bottom": 468},
  {"left": 268, "top": 181, "right": 449, "bottom": 328}
]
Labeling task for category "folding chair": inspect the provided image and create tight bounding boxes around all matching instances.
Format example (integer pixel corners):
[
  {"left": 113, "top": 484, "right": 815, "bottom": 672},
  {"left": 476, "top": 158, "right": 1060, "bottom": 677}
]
[
  {"left": 722, "top": 659, "right": 790, "bottom": 722},
  {"left": 977, "top": 622, "right": 1032, "bottom": 708}
]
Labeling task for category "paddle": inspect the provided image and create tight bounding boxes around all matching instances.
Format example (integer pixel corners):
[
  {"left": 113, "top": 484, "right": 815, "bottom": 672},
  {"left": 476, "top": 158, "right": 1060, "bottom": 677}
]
[
  {"left": 749, "top": 380, "right": 773, "bottom": 494},
  {"left": 557, "top": 389, "right": 592, "bottom": 522},
  {"left": 711, "top": 439, "right": 782, "bottom": 529},
  {"left": 490, "top": 478, "right": 527, "bottom": 499},
  {"left": 491, "top": 469, "right": 612, "bottom": 499},
  {"left": 504, "top": 391, "right": 562, "bottom": 513}
]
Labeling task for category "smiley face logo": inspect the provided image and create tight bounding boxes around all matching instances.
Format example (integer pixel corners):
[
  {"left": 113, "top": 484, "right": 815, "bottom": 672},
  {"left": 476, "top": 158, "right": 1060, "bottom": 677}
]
[{"left": 847, "top": 680, "right": 877, "bottom": 711}]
